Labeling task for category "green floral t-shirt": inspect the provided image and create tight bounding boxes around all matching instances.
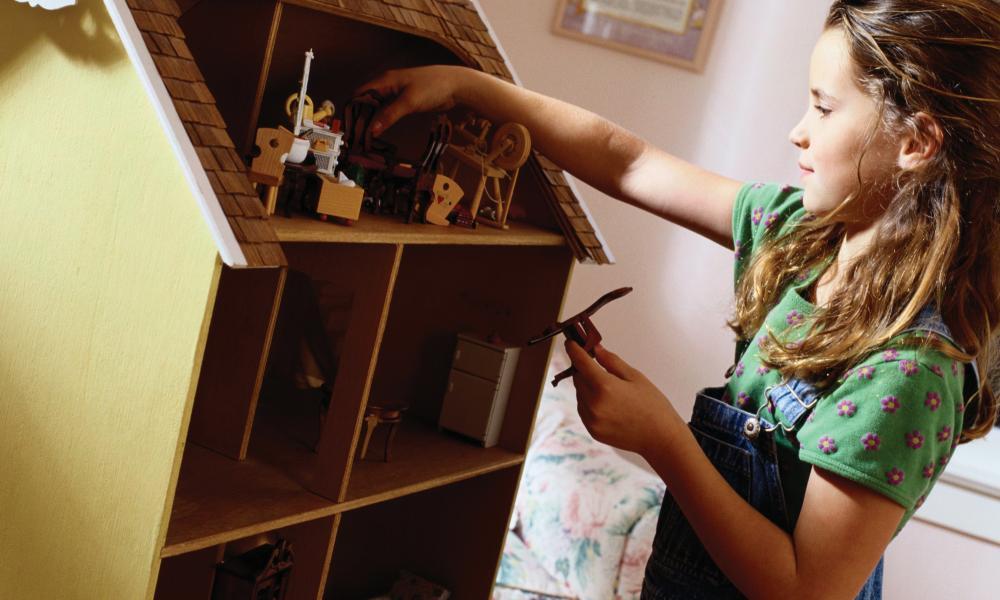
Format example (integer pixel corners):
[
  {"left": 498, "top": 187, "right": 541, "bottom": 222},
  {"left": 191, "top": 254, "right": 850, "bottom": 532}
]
[{"left": 725, "top": 182, "right": 968, "bottom": 532}]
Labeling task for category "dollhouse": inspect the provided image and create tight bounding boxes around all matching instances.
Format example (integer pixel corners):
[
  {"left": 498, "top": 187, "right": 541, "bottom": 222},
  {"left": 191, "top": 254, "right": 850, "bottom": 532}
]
[{"left": 0, "top": 0, "right": 610, "bottom": 597}]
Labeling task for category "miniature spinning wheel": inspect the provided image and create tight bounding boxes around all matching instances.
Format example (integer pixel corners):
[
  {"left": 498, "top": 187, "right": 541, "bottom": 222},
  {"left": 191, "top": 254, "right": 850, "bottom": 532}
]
[{"left": 445, "top": 120, "right": 532, "bottom": 229}]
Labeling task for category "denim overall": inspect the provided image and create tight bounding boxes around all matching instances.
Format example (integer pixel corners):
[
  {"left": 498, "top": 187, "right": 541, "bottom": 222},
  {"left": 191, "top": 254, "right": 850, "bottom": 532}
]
[{"left": 641, "top": 308, "right": 977, "bottom": 599}]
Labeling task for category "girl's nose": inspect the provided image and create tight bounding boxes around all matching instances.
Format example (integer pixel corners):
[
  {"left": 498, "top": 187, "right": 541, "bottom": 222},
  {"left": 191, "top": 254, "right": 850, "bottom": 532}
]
[{"left": 789, "top": 116, "right": 808, "bottom": 149}]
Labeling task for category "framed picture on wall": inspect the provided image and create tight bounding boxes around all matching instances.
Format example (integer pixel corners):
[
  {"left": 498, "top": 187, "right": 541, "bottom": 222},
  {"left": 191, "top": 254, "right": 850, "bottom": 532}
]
[{"left": 552, "top": 0, "right": 724, "bottom": 72}]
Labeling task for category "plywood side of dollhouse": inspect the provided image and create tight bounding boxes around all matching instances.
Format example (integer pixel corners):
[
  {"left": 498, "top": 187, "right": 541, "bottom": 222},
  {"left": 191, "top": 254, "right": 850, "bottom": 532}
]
[{"left": 0, "top": 2, "right": 222, "bottom": 598}]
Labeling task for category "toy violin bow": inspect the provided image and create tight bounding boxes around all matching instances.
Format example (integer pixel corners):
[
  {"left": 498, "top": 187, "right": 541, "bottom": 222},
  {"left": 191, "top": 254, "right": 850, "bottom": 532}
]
[{"left": 527, "top": 286, "right": 633, "bottom": 386}]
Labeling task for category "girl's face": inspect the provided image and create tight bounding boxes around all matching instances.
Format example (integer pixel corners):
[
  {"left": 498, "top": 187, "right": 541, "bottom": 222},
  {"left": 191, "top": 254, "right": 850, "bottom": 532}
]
[{"left": 789, "top": 28, "right": 900, "bottom": 222}]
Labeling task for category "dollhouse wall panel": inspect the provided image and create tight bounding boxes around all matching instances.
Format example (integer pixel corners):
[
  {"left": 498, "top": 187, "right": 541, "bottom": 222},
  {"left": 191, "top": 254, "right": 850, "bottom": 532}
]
[{"left": 0, "top": 2, "right": 222, "bottom": 597}]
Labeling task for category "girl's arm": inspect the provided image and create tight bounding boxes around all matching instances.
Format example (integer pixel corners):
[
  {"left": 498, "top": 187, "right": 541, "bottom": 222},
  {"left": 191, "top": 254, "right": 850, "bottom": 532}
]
[
  {"left": 566, "top": 341, "right": 904, "bottom": 600},
  {"left": 359, "top": 66, "right": 741, "bottom": 248}
]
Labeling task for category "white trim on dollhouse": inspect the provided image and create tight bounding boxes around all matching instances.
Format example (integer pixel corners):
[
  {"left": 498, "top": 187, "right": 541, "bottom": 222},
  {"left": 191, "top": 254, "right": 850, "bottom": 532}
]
[
  {"left": 102, "top": 0, "right": 248, "bottom": 267},
  {"left": 472, "top": 0, "right": 615, "bottom": 265}
]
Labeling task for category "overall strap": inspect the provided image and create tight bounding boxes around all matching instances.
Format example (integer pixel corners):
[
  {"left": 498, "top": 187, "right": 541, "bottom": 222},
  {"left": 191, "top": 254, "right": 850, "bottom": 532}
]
[{"left": 903, "top": 305, "right": 981, "bottom": 389}]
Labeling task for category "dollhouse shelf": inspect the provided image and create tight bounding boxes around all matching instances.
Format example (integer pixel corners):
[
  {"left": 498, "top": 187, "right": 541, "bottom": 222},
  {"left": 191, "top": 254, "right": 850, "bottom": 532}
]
[
  {"left": 270, "top": 212, "right": 567, "bottom": 246},
  {"left": 164, "top": 414, "right": 523, "bottom": 558}
]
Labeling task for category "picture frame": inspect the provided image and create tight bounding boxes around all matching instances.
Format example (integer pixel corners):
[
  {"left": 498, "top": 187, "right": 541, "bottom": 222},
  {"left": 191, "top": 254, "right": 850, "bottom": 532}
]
[{"left": 552, "top": 0, "right": 724, "bottom": 72}]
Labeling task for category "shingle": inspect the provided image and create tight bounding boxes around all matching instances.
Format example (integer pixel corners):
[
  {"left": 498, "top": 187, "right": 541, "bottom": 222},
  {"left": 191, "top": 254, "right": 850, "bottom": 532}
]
[{"left": 131, "top": 10, "right": 185, "bottom": 37}]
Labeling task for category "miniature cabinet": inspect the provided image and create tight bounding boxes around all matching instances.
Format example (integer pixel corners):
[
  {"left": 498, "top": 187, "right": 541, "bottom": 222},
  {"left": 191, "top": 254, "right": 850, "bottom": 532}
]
[{"left": 440, "top": 334, "right": 521, "bottom": 448}]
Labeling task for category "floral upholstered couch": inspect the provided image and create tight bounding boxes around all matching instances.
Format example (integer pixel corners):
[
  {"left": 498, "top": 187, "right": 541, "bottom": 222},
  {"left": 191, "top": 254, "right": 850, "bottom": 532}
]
[{"left": 493, "top": 352, "right": 666, "bottom": 599}]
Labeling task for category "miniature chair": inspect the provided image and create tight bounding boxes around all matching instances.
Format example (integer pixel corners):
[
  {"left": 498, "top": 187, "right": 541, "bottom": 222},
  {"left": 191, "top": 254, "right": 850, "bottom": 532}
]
[
  {"left": 247, "top": 127, "right": 295, "bottom": 216},
  {"left": 402, "top": 115, "right": 453, "bottom": 222},
  {"left": 341, "top": 90, "right": 416, "bottom": 213},
  {"left": 357, "top": 401, "right": 408, "bottom": 462}
]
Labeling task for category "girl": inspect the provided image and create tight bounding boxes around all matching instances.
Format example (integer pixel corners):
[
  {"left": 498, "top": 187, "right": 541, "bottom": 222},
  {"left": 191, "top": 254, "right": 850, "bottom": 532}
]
[{"left": 359, "top": 1, "right": 999, "bottom": 597}]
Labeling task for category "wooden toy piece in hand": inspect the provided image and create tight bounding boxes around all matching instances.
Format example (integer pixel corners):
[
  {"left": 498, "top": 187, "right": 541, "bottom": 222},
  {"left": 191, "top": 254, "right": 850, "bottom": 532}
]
[{"left": 527, "top": 287, "right": 634, "bottom": 386}]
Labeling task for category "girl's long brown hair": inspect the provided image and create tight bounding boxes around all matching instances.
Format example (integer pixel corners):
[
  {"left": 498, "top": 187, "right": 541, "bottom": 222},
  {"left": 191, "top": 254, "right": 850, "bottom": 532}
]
[{"left": 729, "top": 0, "right": 1000, "bottom": 442}]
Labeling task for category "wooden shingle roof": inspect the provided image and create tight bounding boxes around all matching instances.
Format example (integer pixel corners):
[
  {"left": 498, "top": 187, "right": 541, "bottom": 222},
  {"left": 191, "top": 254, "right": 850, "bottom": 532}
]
[
  {"left": 126, "top": 0, "right": 610, "bottom": 265},
  {"left": 127, "top": 0, "right": 286, "bottom": 267}
]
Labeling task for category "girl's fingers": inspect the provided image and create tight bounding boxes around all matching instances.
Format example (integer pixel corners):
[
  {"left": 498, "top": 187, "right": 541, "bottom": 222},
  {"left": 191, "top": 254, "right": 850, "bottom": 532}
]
[
  {"left": 593, "top": 344, "right": 635, "bottom": 381},
  {"left": 565, "top": 340, "right": 606, "bottom": 386}
]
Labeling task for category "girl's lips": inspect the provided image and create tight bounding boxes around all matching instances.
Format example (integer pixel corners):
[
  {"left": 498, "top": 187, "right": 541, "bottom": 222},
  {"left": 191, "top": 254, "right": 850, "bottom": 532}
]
[{"left": 798, "top": 164, "right": 814, "bottom": 178}]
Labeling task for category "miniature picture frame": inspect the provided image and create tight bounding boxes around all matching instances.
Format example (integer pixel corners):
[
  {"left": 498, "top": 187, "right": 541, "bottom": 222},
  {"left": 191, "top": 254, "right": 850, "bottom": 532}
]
[{"left": 552, "top": 0, "right": 724, "bottom": 72}]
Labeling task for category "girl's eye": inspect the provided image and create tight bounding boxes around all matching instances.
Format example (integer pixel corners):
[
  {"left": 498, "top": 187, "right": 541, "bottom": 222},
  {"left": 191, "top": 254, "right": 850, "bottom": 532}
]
[{"left": 814, "top": 105, "right": 832, "bottom": 117}]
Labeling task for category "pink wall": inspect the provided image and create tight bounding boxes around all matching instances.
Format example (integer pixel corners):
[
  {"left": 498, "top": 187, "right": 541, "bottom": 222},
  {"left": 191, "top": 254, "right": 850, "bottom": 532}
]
[
  {"left": 475, "top": 0, "right": 1000, "bottom": 595},
  {"left": 476, "top": 0, "right": 824, "bottom": 418}
]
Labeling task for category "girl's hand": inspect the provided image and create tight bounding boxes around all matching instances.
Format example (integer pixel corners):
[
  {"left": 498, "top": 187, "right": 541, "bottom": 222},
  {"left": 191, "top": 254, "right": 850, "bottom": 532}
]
[
  {"left": 565, "top": 340, "right": 684, "bottom": 457},
  {"left": 354, "top": 65, "right": 476, "bottom": 136}
]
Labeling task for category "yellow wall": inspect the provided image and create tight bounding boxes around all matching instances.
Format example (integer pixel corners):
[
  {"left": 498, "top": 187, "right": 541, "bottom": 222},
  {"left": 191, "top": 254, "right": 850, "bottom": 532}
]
[{"left": 0, "top": 1, "right": 220, "bottom": 597}]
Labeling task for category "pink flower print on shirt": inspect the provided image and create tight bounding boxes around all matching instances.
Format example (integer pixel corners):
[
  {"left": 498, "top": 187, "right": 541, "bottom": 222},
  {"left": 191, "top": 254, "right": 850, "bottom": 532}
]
[
  {"left": 752, "top": 207, "right": 764, "bottom": 225},
  {"left": 880, "top": 395, "right": 901, "bottom": 413},
  {"left": 795, "top": 270, "right": 809, "bottom": 283},
  {"left": 857, "top": 366, "right": 875, "bottom": 380},
  {"left": 939, "top": 454, "right": 951, "bottom": 468},
  {"left": 956, "top": 399, "right": 966, "bottom": 413},
  {"left": 780, "top": 184, "right": 792, "bottom": 193},
  {"left": 861, "top": 432, "right": 881, "bottom": 451},
  {"left": 951, "top": 361, "right": 960, "bottom": 376},
  {"left": 736, "top": 392, "right": 751, "bottom": 409},
  {"left": 752, "top": 182, "right": 765, "bottom": 190},
  {"left": 883, "top": 349, "right": 900, "bottom": 361},
  {"left": 756, "top": 365, "right": 771, "bottom": 376},
  {"left": 839, "top": 368, "right": 854, "bottom": 383},
  {"left": 764, "top": 212, "right": 780, "bottom": 230},
  {"left": 786, "top": 310, "right": 805, "bottom": 327},
  {"left": 836, "top": 399, "right": 857, "bottom": 417},
  {"left": 930, "top": 364, "right": 944, "bottom": 377},
  {"left": 886, "top": 468, "right": 905, "bottom": 486},
  {"left": 899, "top": 360, "right": 919, "bottom": 377},
  {"left": 915, "top": 494, "right": 927, "bottom": 509},
  {"left": 734, "top": 241, "right": 743, "bottom": 261},
  {"left": 735, "top": 362, "right": 745, "bottom": 377},
  {"left": 925, "top": 392, "right": 942, "bottom": 411},
  {"left": 817, "top": 436, "right": 838, "bottom": 454},
  {"left": 922, "top": 462, "right": 935, "bottom": 479},
  {"left": 905, "top": 430, "right": 925, "bottom": 450},
  {"left": 937, "top": 425, "right": 952, "bottom": 442},
  {"left": 757, "top": 336, "right": 768, "bottom": 350}
]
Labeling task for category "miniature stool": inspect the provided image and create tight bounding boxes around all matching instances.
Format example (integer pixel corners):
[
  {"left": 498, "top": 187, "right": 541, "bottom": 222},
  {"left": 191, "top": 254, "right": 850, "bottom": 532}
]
[{"left": 358, "top": 402, "right": 408, "bottom": 462}]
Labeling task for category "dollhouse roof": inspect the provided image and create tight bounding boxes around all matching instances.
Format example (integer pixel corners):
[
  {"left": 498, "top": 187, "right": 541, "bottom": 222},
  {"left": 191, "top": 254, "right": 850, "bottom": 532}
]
[{"left": 118, "top": 0, "right": 612, "bottom": 266}]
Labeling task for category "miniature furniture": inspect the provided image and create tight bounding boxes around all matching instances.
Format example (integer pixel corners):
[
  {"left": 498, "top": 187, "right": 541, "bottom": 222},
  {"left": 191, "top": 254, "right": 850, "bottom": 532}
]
[
  {"left": 444, "top": 119, "right": 532, "bottom": 228},
  {"left": 357, "top": 402, "right": 408, "bottom": 462},
  {"left": 529, "top": 287, "right": 634, "bottom": 386},
  {"left": 315, "top": 175, "right": 363, "bottom": 222},
  {"left": 212, "top": 539, "right": 295, "bottom": 600},
  {"left": 249, "top": 126, "right": 296, "bottom": 216},
  {"left": 439, "top": 334, "right": 521, "bottom": 448},
  {"left": 0, "top": 1, "right": 610, "bottom": 598}
]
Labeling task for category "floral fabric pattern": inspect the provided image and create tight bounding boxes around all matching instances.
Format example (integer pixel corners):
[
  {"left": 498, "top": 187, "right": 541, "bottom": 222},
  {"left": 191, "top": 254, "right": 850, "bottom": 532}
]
[
  {"left": 728, "top": 182, "right": 969, "bottom": 534},
  {"left": 498, "top": 353, "right": 664, "bottom": 599}
]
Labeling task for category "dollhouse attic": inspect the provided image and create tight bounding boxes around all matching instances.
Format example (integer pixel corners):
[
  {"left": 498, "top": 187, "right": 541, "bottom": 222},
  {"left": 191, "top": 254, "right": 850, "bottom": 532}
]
[{"left": 1, "top": 0, "right": 612, "bottom": 598}]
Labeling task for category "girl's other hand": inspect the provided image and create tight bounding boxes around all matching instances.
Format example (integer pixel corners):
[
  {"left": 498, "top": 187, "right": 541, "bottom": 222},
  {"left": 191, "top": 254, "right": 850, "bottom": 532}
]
[
  {"left": 565, "top": 340, "right": 684, "bottom": 457},
  {"left": 354, "top": 65, "right": 472, "bottom": 136}
]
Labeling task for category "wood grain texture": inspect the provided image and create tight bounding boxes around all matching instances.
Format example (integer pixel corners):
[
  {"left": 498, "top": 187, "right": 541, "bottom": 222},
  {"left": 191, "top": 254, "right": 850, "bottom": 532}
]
[
  {"left": 187, "top": 265, "right": 286, "bottom": 459},
  {"left": 270, "top": 212, "right": 566, "bottom": 246},
  {"left": 0, "top": 2, "right": 220, "bottom": 597}
]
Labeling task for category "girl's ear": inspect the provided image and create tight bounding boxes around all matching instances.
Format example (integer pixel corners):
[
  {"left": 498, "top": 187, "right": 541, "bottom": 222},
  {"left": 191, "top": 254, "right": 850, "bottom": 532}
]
[{"left": 897, "top": 112, "right": 943, "bottom": 171}]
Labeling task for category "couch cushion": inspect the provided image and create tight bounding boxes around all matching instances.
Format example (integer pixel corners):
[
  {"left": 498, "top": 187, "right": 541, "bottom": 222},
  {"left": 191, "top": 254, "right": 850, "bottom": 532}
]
[{"left": 513, "top": 355, "right": 665, "bottom": 599}]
